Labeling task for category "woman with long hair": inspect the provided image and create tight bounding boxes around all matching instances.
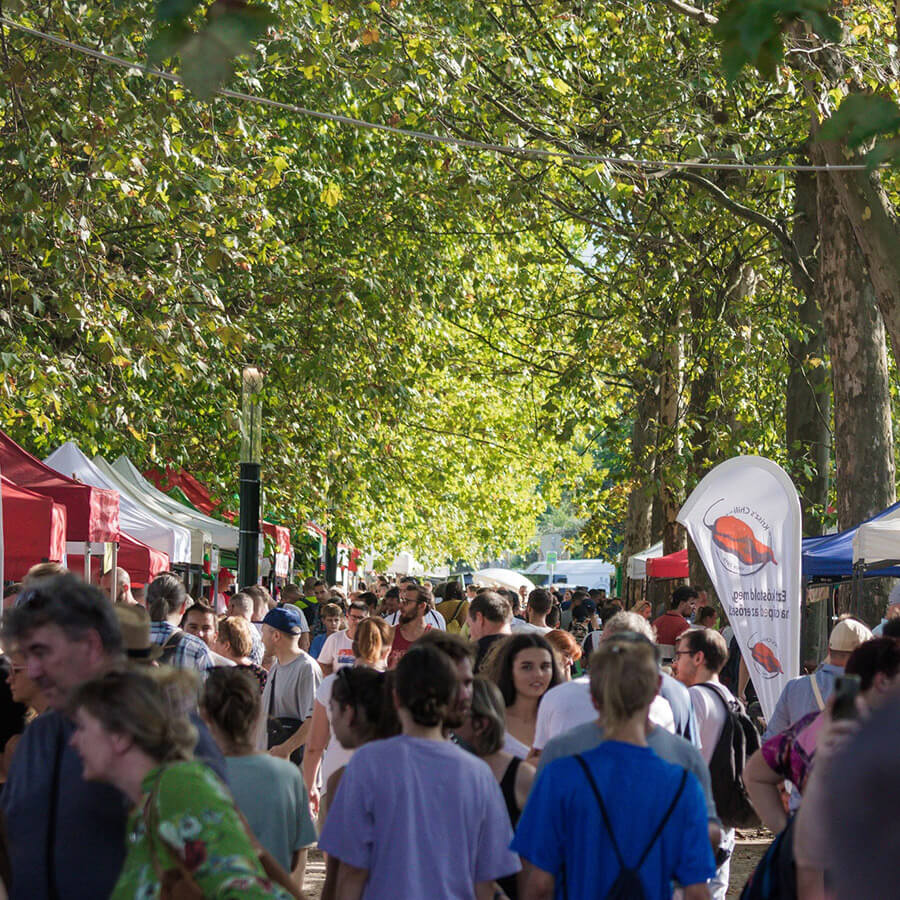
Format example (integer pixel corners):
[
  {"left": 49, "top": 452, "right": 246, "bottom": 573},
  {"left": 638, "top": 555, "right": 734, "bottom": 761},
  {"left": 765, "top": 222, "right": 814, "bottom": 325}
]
[
  {"left": 488, "top": 633, "right": 561, "bottom": 760},
  {"left": 319, "top": 645, "right": 520, "bottom": 899},
  {"left": 513, "top": 636, "right": 715, "bottom": 899},
  {"left": 454, "top": 677, "right": 536, "bottom": 899},
  {"left": 303, "top": 616, "right": 393, "bottom": 819},
  {"left": 68, "top": 669, "right": 298, "bottom": 899},
  {"left": 200, "top": 667, "right": 316, "bottom": 881}
]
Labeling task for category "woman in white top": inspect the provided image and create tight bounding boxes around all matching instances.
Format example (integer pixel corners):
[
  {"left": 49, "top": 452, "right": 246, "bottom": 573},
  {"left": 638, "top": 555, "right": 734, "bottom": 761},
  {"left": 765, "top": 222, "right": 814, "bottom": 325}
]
[
  {"left": 302, "top": 616, "right": 393, "bottom": 819},
  {"left": 486, "top": 633, "right": 561, "bottom": 761}
]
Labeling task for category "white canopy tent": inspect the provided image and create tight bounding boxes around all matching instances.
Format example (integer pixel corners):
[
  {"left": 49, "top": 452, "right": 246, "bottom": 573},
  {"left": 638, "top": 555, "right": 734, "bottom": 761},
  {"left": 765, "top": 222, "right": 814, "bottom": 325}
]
[
  {"left": 90, "top": 456, "right": 211, "bottom": 565},
  {"left": 110, "top": 455, "right": 239, "bottom": 552},
  {"left": 626, "top": 541, "right": 664, "bottom": 579},
  {"left": 388, "top": 551, "right": 424, "bottom": 577},
  {"left": 44, "top": 442, "right": 193, "bottom": 564},
  {"left": 853, "top": 511, "right": 900, "bottom": 569},
  {"left": 473, "top": 568, "right": 535, "bottom": 593}
]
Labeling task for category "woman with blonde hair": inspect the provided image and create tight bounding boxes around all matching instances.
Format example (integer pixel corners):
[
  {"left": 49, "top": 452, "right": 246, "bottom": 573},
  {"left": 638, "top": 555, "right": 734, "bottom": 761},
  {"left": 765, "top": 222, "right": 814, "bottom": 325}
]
[
  {"left": 213, "top": 616, "right": 268, "bottom": 690},
  {"left": 630, "top": 599, "right": 653, "bottom": 621},
  {"left": 68, "top": 669, "right": 298, "bottom": 899},
  {"left": 513, "top": 635, "right": 715, "bottom": 899},
  {"left": 303, "top": 615, "right": 394, "bottom": 818}
]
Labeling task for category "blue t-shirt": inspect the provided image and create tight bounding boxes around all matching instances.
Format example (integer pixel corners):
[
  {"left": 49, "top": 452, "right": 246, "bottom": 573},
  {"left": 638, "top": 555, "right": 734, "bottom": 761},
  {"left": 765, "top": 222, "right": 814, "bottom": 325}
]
[
  {"left": 309, "top": 631, "right": 328, "bottom": 659},
  {"left": 512, "top": 741, "right": 715, "bottom": 900}
]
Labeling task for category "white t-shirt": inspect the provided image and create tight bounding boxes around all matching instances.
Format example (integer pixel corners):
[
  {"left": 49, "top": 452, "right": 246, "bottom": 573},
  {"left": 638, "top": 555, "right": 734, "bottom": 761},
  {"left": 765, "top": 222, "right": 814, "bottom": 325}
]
[
  {"left": 384, "top": 608, "right": 447, "bottom": 630},
  {"left": 532, "top": 677, "right": 675, "bottom": 750},
  {"left": 316, "top": 674, "right": 355, "bottom": 785},
  {"left": 688, "top": 680, "right": 734, "bottom": 766},
  {"left": 503, "top": 731, "right": 530, "bottom": 759},
  {"left": 510, "top": 618, "right": 540, "bottom": 633},
  {"left": 318, "top": 630, "right": 355, "bottom": 670}
]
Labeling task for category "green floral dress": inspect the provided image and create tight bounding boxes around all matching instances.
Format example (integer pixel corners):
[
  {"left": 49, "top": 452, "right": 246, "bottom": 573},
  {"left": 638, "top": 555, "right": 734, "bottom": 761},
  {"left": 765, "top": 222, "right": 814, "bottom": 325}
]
[{"left": 111, "top": 761, "right": 294, "bottom": 900}]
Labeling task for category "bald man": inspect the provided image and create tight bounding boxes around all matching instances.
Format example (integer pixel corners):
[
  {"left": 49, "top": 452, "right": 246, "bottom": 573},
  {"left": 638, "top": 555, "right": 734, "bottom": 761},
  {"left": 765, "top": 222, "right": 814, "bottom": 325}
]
[{"left": 100, "top": 567, "right": 135, "bottom": 605}]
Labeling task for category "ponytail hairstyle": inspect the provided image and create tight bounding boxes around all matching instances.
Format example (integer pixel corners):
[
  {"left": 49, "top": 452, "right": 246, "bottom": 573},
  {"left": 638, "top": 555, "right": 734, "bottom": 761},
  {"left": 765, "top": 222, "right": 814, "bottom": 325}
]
[
  {"left": 394, "top": 644, "right": 457, "bottom": 727},
  {"left": 588, "top": 634, "right": 660, "bottom": 732},
  {"left": 69, "top": 669, "right": 196, "bottom": 763},
  {"left": 331, "top": 666, "right": 398, "bottom": 745},
  {"left": 352, "top": 616, "right": 394, "bottom": 665},
  {"left": 200, "top": 667, "right": 261, "bottom": 753}
]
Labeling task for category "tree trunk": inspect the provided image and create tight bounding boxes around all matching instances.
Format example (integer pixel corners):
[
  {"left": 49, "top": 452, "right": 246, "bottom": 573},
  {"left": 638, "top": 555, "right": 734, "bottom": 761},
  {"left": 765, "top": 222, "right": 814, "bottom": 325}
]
[
  {"left": 785, "top": 168, "right": 831, "bottom": 538},
  {"left": 623, "top": 372, "right": 658, "bottom": 605},
  {"left": 658, "top": 310, "right": 685, "bottom": 556},
  {"left": 818, "top": 168, "right": 896, "bottom": 626}
]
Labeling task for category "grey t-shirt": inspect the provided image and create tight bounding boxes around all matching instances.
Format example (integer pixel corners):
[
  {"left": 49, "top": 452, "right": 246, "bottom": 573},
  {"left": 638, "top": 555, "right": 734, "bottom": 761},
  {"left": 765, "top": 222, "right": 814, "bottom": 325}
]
[
  {"left": 225, "top": 755, "right": 317, "bottom": 871},
  {"left": 538, "top": 720, "right": 720, "bottom": 824},
  {"left": 257, "top": 651, "right": 323, "bottom": 748}
]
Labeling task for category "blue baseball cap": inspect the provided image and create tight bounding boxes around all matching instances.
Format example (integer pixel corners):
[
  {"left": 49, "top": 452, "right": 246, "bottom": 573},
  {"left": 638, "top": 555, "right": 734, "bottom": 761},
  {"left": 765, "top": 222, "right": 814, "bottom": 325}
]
[{"left": 262, "top": 606, "right": 304, "bottom": 635}]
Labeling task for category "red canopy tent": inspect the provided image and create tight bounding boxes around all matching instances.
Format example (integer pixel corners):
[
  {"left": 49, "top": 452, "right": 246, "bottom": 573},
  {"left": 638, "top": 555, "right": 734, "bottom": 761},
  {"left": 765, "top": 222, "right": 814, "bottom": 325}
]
[
  {"left": 0, "top": 430, "right": 119, "bottom": 542},
  {"left": 144, "top": 466, "right": 236, "bottom": 521},
  {"left": 645, "top": 548, "right": 689, "bottom": 579},
  {"left": 2, "top": 476, "right": 67, "bottom": 580},
  {"left": 68, "top": 532, "right": 170, "bottom": 586},
  {"left": 262, "top": 522, "right": 291, "bottom": 556}
]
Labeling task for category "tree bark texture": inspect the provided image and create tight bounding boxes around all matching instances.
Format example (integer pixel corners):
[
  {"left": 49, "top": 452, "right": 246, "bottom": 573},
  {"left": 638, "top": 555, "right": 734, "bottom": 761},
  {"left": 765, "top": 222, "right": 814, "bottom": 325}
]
[
  {"left": 658, "top": 311, "right": 686, "bottom": 556},
  {"left": 818, "top": 170, "right": 896, "bottom": 626},
  {"left": 785, "top": 169, "right": 831, "bottom": 537}
]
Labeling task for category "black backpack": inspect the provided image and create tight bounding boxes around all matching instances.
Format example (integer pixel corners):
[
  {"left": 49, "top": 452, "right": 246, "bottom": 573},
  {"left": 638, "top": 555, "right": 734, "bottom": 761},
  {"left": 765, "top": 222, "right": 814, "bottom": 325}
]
[
  {"left": 697, "top": 683, "right": 761, "bottom": 829},
  {"left": 575, "top": 755, "right": 688, "bottom": 900}
]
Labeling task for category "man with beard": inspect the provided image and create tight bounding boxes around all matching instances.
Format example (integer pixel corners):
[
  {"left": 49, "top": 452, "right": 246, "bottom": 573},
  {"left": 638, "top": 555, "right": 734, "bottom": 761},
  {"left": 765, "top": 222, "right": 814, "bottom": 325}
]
[{"left": 387, "top": 582, "right": 432, "bottom": 669}]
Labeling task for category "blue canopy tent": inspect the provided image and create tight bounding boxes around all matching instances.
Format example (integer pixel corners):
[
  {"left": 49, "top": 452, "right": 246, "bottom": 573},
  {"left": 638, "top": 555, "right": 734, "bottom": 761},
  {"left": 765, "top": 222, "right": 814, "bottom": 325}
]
[{"left": 801, "top": 501, "right": 900, "bottom": 580}]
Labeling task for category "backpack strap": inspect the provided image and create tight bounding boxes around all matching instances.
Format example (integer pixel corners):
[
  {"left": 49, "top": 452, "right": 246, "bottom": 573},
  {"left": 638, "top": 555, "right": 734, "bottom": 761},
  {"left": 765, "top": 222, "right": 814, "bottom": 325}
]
[
  {"left": 635, "top": 768, "right": 688, "bottom": 869},
  {"left": 809, "top": 675, "right": 825, "bottom": 712},
  {"left": 575, "top": 755, "right": 627, "bottom": 872},
  {"left": 696, "top": 681, "right": 733, "bottom": 710},
  {"left": 575, "top": 754, "right": 689, "bottom": 872}
]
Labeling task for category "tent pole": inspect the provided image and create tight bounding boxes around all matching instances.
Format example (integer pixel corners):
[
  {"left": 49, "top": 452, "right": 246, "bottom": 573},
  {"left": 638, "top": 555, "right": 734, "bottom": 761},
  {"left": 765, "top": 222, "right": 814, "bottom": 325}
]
[
  {"left": 84, "top": 542, "right": 91, "bottom": 582},
  {"left": 110, "top": 542, "right": 118, "bottom": 602}
]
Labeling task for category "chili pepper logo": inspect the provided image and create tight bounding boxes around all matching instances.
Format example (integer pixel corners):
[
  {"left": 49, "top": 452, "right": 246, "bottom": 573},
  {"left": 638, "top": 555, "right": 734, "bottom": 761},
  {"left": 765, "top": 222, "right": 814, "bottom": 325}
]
[
  {"left": 710, "top": 515, "right": 778, "bottom": 567},
  {"left": 748, "top": 634, "right": 783, "bottom": 680},
  {"left": 703, "top": 500, "right": 777, "bottom": 576},
  {"left": 750, "top": 641, "right": 783, "bottom": 675}
]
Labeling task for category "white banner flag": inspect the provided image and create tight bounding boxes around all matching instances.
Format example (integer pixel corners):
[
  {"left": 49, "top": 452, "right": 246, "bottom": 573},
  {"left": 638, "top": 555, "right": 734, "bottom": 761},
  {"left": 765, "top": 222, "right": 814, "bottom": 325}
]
[{"left": 677, "top": 456, "right": 801, "bottom": 720}]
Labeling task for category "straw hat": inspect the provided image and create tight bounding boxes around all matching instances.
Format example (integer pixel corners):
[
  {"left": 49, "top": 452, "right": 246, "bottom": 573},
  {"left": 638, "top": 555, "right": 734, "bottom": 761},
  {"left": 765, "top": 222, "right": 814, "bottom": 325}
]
[{"left": 114, "top": 604, "right": 163, "bottom": 663}]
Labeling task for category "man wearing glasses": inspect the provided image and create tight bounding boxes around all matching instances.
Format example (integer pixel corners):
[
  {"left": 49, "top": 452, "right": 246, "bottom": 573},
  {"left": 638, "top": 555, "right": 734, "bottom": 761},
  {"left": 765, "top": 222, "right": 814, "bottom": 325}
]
[
  {"left": 384, "top": 577, "right": 447, "bottom": 631},
  {"left": 318, "top": 601, "right": 369, "bottom": 676}
]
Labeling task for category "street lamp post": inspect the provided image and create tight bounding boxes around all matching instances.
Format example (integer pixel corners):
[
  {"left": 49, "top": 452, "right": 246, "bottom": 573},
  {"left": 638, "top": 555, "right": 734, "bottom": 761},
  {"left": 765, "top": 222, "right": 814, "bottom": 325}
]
[{"left": 238, "top": 366, "right": 263, "bottom": 589}]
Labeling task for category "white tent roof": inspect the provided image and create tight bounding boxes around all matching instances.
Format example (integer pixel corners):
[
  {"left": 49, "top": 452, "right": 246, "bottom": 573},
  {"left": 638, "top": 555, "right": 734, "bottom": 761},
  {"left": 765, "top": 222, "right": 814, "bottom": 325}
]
[
  {"left": 626, "top": 541, "right": 664, "bottom": 579},
  {"left": 44, "top": 442, "right": 193, "bottom": 564},
  {"left": 90, "top": 456, "right": 211, "bottom": 565},
  {"left": 473, "top": 568, "right": 535, "bottom": 592},
  {"left": 388, "top": 551, "right": 424, "bottom": 576},
  {"left": 525, "top": 558, "right": 615, "bottom": 589},
  {"left": 853, "top": 510, "right": 900, "bottom": 567},
  {"left": 110, "top": 455, "right": 239, "bottom": 551}
]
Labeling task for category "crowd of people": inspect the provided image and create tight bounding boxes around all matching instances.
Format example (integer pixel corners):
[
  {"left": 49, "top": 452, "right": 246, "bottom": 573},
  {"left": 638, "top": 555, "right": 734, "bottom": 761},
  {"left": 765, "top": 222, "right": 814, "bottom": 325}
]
[{"left": 0, "top": 563, "right": 896, "bottom": 899}]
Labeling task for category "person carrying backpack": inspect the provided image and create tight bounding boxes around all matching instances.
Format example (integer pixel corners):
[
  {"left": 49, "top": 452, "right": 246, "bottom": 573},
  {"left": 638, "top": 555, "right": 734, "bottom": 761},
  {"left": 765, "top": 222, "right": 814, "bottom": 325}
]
[
  {"left": 513, "top": 635, "right": 715, "bottom": 900},
  {"left": 673, "top": 626, "right": 761, "bottom": 900}
]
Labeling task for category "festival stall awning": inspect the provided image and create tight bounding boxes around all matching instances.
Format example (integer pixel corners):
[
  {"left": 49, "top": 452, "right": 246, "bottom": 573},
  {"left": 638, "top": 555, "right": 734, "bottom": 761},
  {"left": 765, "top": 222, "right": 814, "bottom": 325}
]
[
  {"left": 68, "top": 531, "right": 170, "bottom": 586},
  {"left": 143, "top": 466, "right": 236, "bottom": 520},
  {"left": 646, "top": 548, "right": 689, "bottom": 579},
  {"left": 473, "top": 568, "right": 536, "bottom": 593},
  {"left": 44, "top": 442, "right": 193, "bottom": 564},
  {"left": 1, "top": 476, "right": 67, "bottom": 580},
  {"left": 0, "top": 430, "right": 119, "bottom": 543},
  {"left": 626, "top": 541, "right": 663, "bottom": 579},
  {"left": 111, "top": 456, "right": 239, "bottom": 552},
  {"left": 802, "top": 501, "right": 900, "bottom": 578},
  {"left": 852, "top": 503, "right": 900, "bottom": 571}
]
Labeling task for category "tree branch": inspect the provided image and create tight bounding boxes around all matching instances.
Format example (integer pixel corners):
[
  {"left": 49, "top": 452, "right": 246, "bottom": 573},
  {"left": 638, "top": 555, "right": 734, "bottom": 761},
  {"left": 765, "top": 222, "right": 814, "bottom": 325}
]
[
  {"left": 670, "top": 169, "right": 816, "bottom": 295},
  {"left": 654, "top": 0, "right": 719, "bottom": 27}
]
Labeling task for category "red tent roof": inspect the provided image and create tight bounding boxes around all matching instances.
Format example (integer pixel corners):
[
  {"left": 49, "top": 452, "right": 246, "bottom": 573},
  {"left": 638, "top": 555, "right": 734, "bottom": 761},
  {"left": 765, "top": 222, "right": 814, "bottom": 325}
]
[
  {"left": 68, "top": 531, "right": 169, "bottom": 586},
  {"left": 646, "top": 548, "right": 689, "bottom": 579},
  {"left": 2, "top": 476, "right": 67, "bottom": 580},
  {"left": 143, "top": 466, "right": 236, "bottom": 520},
  {"left": 262, "top": 521, "right": 291, "bottom": 555},
  {"left": 0, "top": 431, "right": 119, "bottom": 542},
  {"left": 145, "top": 466, "right": 293, "bottom": 550}
]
